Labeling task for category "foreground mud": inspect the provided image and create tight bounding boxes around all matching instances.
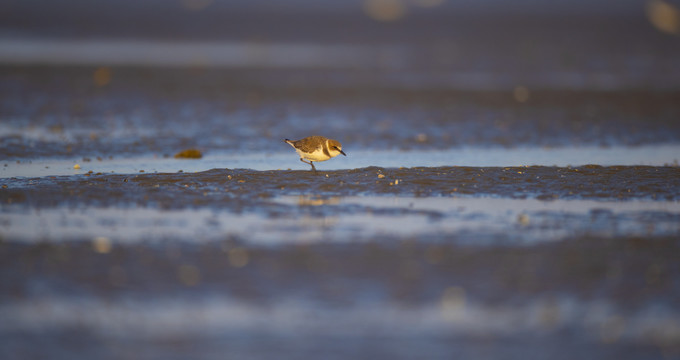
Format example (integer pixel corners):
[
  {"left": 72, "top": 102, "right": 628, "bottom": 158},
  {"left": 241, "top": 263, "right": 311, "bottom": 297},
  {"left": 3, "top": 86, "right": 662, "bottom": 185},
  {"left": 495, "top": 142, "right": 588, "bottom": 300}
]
[
  {"left": 1, "top": 235, "right": 679, "bottom": 360},
  {"left": 2, "top": 165, "right": 680, "bottom": 359},
  {"left": 4, "top": 166, "right": 680, "bottom": 207}
]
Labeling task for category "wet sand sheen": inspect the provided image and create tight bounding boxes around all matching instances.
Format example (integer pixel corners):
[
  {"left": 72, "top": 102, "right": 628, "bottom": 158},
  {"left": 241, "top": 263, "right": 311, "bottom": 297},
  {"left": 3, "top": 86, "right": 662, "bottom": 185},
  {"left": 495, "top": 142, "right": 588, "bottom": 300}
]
[
  {"left": 2, "top": 145, "right": 680, "bottom": 178},
  {"left": 1, "top": 236, "right": 679, "bottom": 359},
  {"left": 2, "top": 165, "right": 679, "bottom": 248},
  {"left": 2, "top": 196, "right": 679, "bottom": 245}
]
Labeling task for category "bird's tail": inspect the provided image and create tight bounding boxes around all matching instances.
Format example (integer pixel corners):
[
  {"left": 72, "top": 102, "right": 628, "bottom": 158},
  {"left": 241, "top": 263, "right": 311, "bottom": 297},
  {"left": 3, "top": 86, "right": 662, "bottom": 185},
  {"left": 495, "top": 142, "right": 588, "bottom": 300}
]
[{"left": 284, "top": 139, "right": 293, "bottom": 146}]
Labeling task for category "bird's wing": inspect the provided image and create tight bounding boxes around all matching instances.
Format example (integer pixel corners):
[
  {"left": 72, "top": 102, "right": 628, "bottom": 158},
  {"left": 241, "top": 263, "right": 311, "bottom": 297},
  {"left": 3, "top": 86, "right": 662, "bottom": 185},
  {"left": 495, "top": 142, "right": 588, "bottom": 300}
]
[{"left": 293, "top": 136, "right": 325, "bottom": 152}]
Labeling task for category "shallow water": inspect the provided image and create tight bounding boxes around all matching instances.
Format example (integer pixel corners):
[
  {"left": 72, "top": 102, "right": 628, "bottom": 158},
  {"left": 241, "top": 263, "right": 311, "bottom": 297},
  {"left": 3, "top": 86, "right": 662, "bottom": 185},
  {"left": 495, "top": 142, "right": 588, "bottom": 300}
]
[
  {"left": 3, "top": 144, "right": 680, "bottom": 178},
  {"left": 3, "top": 194, "right": 679, "bottom": 246}
]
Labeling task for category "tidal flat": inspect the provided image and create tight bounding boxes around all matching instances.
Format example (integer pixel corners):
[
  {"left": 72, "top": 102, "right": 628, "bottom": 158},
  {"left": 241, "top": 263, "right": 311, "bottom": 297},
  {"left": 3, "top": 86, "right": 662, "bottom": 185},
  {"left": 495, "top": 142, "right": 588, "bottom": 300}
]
[{"left": 2, "top": 2, "right": 680, "bottom": 357}]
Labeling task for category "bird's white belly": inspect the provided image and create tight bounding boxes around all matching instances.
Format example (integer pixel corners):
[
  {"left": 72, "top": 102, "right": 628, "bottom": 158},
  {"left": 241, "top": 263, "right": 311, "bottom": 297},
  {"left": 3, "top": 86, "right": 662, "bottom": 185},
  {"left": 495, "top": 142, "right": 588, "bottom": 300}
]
[{"left": 297, "top": 148, "right": 331, "bottom": 162}]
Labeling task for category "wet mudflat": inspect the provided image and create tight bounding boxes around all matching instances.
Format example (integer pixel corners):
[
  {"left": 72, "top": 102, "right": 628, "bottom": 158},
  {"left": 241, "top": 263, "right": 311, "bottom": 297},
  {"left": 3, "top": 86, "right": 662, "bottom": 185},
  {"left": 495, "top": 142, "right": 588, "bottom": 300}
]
[
  {"left": 3, "top": 75, "right": 680, "bottom": 359},
  {"left": 2, "top": 2, "right": 680, "bottom": 358},
  {"left": 2, "top": 67, "right": 680, "bottom": 161},
  {"left": 2, "top": 166, "right": 680, "bottom": 360},
  {"left": 1, "top": 236, "right": 679, "bottom": 360},
  {"left": 5, "top": 165, "right": 680, "bottom": 204}
]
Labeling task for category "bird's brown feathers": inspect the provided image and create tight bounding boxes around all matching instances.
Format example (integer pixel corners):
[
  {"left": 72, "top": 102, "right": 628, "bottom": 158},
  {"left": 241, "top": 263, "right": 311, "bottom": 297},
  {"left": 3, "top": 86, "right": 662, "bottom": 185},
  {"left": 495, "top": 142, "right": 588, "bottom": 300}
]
[{"left": 289, "top": 135, "right": 327, "bottom": 153}]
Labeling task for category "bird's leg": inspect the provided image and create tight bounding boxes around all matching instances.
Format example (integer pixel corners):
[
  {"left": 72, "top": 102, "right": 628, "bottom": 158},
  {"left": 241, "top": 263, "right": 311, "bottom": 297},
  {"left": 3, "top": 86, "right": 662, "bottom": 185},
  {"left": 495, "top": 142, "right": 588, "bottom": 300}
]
[{"left": 300, "top": 158, "right": 317, "bottom": 173}]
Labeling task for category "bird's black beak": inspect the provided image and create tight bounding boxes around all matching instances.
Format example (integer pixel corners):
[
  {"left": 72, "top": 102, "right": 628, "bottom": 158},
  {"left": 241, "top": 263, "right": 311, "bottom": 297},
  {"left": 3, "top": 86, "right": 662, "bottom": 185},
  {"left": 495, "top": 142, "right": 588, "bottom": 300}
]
[{"left": 340, "top": 150, "right": 346, "bottom": 156}]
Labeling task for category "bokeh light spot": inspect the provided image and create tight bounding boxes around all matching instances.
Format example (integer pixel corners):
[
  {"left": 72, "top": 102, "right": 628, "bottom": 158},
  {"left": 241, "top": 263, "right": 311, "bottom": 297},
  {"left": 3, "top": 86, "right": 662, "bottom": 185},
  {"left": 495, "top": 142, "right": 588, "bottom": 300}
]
[
  {"left": 228, "top": 247, "right": 250, "bottom": 268},
  {"left": 93, "top": 67, "right": 112, "bottom": 87},
  {"left": 518, "top": 213, "right": 530, "bottom": 226},
  {"left": 91, "top": 236, "right": 112, "bottom": 254},
  {"left": 513, "top": 86, "right": 531, "bottom": 103},
  {"left": 415, "top": 133, "right": 428, "bottom": 142},
  {"left": 646, "top": 0, "right": 680, "bottom": 35},
  {"left": 363, "top": 0, "right": 407, "bottom": 22},
  {"left": 440, "top": 286, "right": 466, "bottom": 321}
]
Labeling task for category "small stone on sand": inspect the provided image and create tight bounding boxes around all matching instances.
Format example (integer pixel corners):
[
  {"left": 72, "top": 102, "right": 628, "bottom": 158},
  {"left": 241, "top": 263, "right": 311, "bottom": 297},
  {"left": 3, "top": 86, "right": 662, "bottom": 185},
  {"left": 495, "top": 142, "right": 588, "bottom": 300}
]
[{"left": 174, "top": 149, "right": 203, "bottom": 159}]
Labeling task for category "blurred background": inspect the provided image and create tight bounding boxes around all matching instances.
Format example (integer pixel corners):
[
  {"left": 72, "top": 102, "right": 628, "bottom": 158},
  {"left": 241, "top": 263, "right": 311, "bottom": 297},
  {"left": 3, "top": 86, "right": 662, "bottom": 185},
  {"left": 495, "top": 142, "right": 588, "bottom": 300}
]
[
  {"left": 1, "top": 0, "right": 679, "bottom": 162},
  {"left": 2, "top": 0, "right": 680, "bottom": 86}
]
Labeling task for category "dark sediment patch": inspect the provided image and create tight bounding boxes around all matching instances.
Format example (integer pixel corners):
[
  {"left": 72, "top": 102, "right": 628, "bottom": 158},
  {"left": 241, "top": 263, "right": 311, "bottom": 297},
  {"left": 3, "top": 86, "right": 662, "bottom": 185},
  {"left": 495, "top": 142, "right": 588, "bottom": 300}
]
[{"left": 2, "top": 166, "right": 679, "bottom": 210}]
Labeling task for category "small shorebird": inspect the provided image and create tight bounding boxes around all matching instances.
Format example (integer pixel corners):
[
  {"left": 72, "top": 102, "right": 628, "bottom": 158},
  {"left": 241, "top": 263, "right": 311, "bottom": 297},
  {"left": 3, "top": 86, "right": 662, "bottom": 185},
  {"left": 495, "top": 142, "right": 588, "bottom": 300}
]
[{"left": 284, "top": 135, "right": 346, "bottom": 172}]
